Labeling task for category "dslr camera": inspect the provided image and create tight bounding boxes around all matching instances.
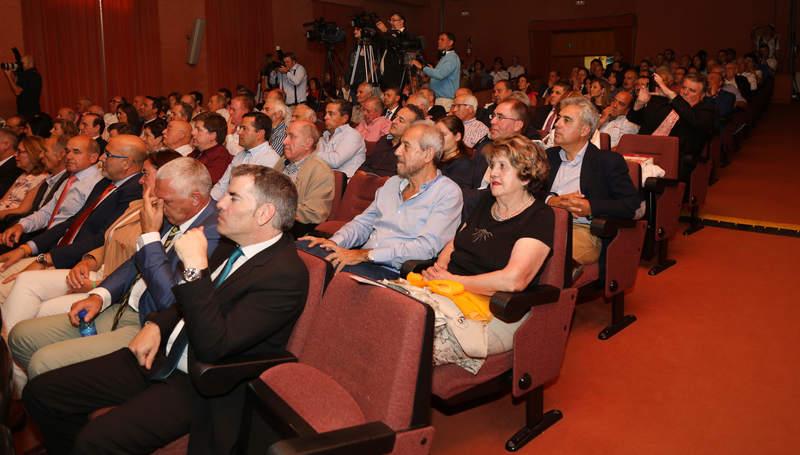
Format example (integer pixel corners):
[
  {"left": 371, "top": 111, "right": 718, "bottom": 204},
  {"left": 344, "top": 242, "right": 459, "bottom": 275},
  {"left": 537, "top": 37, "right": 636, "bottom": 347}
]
[{"left": 0, "top": 48, "right": 23, "bottom": 72}]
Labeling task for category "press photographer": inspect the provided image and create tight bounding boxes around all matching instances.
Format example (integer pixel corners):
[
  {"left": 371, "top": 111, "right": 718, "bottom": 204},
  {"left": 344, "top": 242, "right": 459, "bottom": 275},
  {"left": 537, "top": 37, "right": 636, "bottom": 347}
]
[
  {"left": 2, "top": 48, "right": 42, "bottom": 117},
  {"left": 268, "top": 52, "right": 308, "bottom": 106},
  {"left": 411, "top": 32, "right": 460, "bottom": 110},
  {"left": 374, "top": 13, "right": 416, "bottom": 90},
  {"left": 348, "top": 12, "right": 381, "bottom": 94}
]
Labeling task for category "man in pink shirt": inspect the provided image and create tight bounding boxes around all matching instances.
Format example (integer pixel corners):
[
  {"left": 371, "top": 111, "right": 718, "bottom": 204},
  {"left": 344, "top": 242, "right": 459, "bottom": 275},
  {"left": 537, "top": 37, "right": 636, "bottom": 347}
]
[{"left": 355, "top": 97, "right": 391, "bottom": 142}]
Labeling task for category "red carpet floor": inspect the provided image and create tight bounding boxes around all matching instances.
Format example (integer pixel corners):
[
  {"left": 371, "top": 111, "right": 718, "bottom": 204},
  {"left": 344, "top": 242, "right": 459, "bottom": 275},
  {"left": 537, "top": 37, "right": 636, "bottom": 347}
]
[{"left": 432, "top": 103, "right": 800, "bottom": 454}]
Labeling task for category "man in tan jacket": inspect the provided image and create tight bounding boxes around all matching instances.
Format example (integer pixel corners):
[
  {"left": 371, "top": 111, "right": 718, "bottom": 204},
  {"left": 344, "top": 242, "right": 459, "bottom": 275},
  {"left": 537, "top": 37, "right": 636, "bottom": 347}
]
[{"left": 274, "top": 120, "right": 334, "bottom": 237}]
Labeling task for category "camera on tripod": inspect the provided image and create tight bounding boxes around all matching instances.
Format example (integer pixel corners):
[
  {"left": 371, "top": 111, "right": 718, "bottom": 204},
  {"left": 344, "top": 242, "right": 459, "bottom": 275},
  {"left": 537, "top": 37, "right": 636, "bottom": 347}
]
[
  {"left": 351, "top": 12, "right": 380, "bottom": 40},
  {"left": 0, "top": 48, "right": 23, "bottom": 72},
  {"left": 304, "top": 18, "right": 345, "bottom": 46}
]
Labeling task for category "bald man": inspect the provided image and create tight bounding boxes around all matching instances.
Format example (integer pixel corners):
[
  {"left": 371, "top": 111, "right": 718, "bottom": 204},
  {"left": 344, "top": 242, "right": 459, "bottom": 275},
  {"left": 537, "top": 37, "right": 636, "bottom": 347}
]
[
  {"left": 163, "top": 120, "right": 193, "bottom": 156},
  {"left": 291, "top": 104, "right": 317, "bottom": 123},
  {"left": 0, "top": 135, "right": 144, "bottom": 320},
  {"left": 274, "top": 120, "right": 334, "bottom": 237}
]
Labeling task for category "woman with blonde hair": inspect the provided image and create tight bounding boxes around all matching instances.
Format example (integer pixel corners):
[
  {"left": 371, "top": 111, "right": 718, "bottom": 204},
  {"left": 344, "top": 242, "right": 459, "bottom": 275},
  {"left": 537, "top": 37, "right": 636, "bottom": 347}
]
[{"left": 0, "top": 136, "right": 49, "bottom": 220}]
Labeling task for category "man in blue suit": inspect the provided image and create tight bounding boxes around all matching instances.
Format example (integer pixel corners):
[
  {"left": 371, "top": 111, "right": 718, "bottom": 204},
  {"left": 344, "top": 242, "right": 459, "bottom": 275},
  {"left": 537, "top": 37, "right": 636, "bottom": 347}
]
[{"left": 9, "top": 157, "right": 222, "bottom": 383}]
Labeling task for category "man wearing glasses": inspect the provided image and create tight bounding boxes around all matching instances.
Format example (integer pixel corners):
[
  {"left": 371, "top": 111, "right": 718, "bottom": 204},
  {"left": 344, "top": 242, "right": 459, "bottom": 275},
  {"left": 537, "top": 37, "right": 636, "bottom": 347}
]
[
  {"left": 375, "top": 13, "right": 415, "bottom": 90},
  {"left": 0, "top": 135, "right": 145, "bottom": 319},
  {"left": 450, "top": 93, "right": 489, "bottom": 148}
]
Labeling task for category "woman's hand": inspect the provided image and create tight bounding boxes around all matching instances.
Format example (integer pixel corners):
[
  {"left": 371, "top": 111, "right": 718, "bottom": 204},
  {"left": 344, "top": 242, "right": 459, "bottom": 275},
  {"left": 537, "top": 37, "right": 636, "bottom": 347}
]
[{"left": 421, "top": 262, "right": 456, "bottom": 281}]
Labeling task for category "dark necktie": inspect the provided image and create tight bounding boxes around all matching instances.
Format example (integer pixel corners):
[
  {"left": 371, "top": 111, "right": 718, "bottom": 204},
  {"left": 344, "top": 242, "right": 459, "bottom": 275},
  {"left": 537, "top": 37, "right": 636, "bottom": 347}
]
[
  {"left": 149, "top": 247, "right": 244, "bottom": 381},
  {"left": 57, "top": 182, "right": 116, "bottom": 246},
  {"left": 111, "top": 226, "right": 181, "bottom": 330}
]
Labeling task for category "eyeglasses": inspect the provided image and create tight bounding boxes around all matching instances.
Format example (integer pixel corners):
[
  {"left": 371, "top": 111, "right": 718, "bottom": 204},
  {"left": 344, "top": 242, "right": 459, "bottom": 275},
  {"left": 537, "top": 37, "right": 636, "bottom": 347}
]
[
  {"left": 103, "top": 150, "right": 127, "bottom": 160},
  {"left": 489, "top": 113, "right": 519, "bottom": 122}
]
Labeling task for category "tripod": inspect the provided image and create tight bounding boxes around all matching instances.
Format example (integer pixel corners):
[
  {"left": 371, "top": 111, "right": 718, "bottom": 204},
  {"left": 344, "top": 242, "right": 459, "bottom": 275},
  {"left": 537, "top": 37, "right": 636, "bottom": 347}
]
[
  {"left": 321, "top": 43, "right": 346, "bottom": 99},
  {"left": 349, "top": 39, "right": 379, "bottom": 89}
]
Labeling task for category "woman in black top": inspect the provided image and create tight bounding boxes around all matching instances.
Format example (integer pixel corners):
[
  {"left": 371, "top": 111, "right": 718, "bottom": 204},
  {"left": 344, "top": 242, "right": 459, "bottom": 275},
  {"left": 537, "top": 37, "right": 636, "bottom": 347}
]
[
  {"left": 436, "top": 116, "right": 483, "bottom": 220},
  {"left": 422, "top": 135, "right": 554, "bottom": 353}
]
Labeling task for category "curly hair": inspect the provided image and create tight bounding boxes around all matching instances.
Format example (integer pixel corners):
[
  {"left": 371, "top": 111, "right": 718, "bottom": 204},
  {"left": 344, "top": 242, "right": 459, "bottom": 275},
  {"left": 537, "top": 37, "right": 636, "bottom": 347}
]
[{"left": 482, "top": 134, "right": 549, "bottom": 194}]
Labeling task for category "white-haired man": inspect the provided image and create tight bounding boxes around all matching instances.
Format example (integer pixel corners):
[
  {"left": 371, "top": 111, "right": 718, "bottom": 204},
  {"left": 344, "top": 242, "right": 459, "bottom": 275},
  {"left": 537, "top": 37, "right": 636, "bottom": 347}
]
[{"left": 450, "top": 93, "right": 489, "bottom": 147}]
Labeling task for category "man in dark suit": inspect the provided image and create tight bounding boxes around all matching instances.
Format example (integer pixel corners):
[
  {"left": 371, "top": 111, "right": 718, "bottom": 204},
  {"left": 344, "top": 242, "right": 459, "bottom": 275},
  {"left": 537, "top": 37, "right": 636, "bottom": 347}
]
[
  {"left": 23, "top": 165, "right": 308, "bottom": 454},
  {"left": 529, "top": 80, "right": 570, "bottom": 136},
  {"left": 626, "top": 73, "right": 715, "bottom": 181},
  {"left": 79, "top": 112, "right": 107, "bottom": 153},
  {"left": 477, "top": 80, "right": 514, "bottom": 127},
  {"left": 0, "top": 128, "right": 23, "bottom": 197},
  {"left": 545, "top": 96, "right": 639, "bottom": 265},
  {"left": 9, "top": 158, "right": 221, "bottom": 382}
]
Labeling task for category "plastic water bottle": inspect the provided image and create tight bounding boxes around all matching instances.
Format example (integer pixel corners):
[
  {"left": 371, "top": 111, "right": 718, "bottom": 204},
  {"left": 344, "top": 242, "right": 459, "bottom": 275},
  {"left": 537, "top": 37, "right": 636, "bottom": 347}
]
[{"left": 78, "top": 309, "right": 97, "bottom": 337}]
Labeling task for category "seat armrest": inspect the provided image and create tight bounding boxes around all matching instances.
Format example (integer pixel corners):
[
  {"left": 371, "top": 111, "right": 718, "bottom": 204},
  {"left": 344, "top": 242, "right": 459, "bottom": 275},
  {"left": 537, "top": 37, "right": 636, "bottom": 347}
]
[
  {"left": 400, "top": 259, "right": 436, "bottom": 277},
  {"left": 643, "top": 176, "right": 680, "bottom": 194},
  {"left": 309, "top": 230, "right": 333, "bottom": 239},
  {"left": 191, "top": 352, "right": 298, "bottom": 397},
  {"left": 590, "top": 217, "right": 637, "bottom": 238},
  {"left": 490, "top": 285, "right": 561, "bottom": 323},
  {"left": 267, "top": 421, "right": 396, "bottom": 455}
]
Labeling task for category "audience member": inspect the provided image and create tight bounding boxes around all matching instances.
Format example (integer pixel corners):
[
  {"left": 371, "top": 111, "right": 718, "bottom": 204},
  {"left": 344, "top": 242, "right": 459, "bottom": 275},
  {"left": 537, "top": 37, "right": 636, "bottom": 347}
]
[
  {"left": 355, "top": 96, "right": 391, "bottom": 142},
  {"left": 301, "top": 122, "right": 463, "bottom": 279},
  {"left": 359, "top": 105, "right": 424, "bottom": 176},
  {"left": 545, "top": 96, "right": 639, "bottom": 265},
  {"left": 50, "top": 119, "right": 78, "bottom": 142},
  {"left": 211, "top": 112, "right": 279, "bottom": 200},
  {"left": 0, "top": 136, "right": 48, "bottom": 220},
  {"left": 0, "top": 128, "right": 24, "bottom": 197},
  {"left": 78, "top": 113, "right": 107, "bottom": 153},
  {"left": 224, "top": 95, "right": 254, "bottom": 156},
  {"left": 450, "top": 93, "right": 489, "bottom": 148},
  {"left": 274, "top": 120, "right": 334, "bottom": 237},
  {"left": 141, "top": 118, "right": 168, "bottom": 153},
  {"left": 189, "top": 112, "right": 233, "bottom": 184},
  {"left": 706, "top": 71, "right": 736, "bottom": 128},
  {"left": 316, "top": 100, "right": 366, "bottom": 178},
  {"left": 168, "top": 102, "right": 193, "bottom": 122},
  {"left": 350, "top": 82, "right": 376, "bottom": 125},
  {"left": 597, "top": 91, "right": 640, "bottom": 148},
  {"left": 23, "top": 165, "right": 308, "bottom": 454},
  {"left": 206, "top": 93, "right": 230, "bottom": 122},
  {"left": 163, "top": 120, "right": 193, "bottom": 156},
  {"left": 262, "top": 99, "right": 290, "bottom": 156},
  {"left": 382, "top": 86, "right": 402, "bottom": 120},
  {"left": 291, "top": 104, "right": 317, "bottom": 123},
  {"left": 477, "top": 80, "right": 514, "bottom": 127},
  {"left": 116, "top": 103, "right": 142, "bottom": 135}
]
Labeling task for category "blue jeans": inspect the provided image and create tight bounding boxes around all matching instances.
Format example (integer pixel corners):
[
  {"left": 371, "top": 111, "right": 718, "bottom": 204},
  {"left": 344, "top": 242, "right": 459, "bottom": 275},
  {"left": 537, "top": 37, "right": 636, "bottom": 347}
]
[{"left": 295, "top": 240, "right": 401, "bottom": 281}]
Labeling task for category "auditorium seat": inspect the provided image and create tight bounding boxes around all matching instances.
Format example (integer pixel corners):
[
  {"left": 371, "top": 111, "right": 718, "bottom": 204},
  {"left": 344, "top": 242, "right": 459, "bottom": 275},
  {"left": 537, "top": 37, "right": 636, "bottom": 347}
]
[
  {"left": 238, "top": 272, "right": 435, "bottom": 454},
  {"left": 599, "top": 132, "right": 611, "bottom": 151},
  {"left": 314, "top": 170, "right": 389, "bottom": 237},
  {"left": 574, "top": 160, "right": 647, "bottom": 339},
  {"left": 616, "top": 134, "right": 685, "bottom": 275},
  {"left": 404, "top": 207, "right": 576, "bottom": 451},
  {"left": 329, "top": 170, "right": 347, "bottom": 221}
]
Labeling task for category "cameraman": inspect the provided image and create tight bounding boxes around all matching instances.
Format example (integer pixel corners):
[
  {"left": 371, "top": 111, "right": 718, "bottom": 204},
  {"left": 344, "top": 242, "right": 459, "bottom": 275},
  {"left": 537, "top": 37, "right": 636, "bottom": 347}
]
[
  {"left": 3, "top": 54, "right": 42, "bottom": 117},
  {"left": 375, "top": 13, "right": 413, "bottom": 90},
  {"left": 269, "top": 52, "right": 307, "bottom": 106},
  {"left": 411, "top": 32, "right": 460, "bottom": 111}
]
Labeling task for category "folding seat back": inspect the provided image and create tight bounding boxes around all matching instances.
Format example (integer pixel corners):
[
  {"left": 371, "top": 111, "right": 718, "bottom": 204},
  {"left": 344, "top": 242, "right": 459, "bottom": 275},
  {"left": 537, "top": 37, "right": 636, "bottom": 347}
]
[
  {"left": 285, "top": 251, "right": 334, "bottom": 358},
  {"left": 616, "top": 134, "right": 685, "bottom": 275},
  {"left": 251, "top": 273, "right": 435, "bottom": 454},
  {"left": 684, "top": 140, "right": 713, "bottom": 234},
  {"left": 315, "top": 170, "right": 389, "bottom": 236},
  {"left": 327, "top": 170, "right": 347, "bottom": 224},
  {"left": 599, "top": 132, "right": 611, "bottom": 151}
]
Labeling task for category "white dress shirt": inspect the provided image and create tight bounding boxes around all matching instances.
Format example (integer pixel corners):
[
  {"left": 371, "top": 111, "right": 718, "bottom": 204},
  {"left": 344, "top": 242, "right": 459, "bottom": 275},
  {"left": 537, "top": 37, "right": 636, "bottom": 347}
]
[
  {"left": 599, "top": 115, "right": 640, "bottom": 148},
  {"left": 315, "top": 124, "right": 366, "bottom": 178},
  {"left": 174, "top": 144, "right": 194, "bottom": 157},
  {"left": 211, "top": 140, "right": 280, "bottom": 200},
  {"left": 20, "top": 165, "right": 103, "bottom": 234},
  {"left": 167, "top": 233, "right": 284, "bottom": 373},
  {"left": 270, "top": 63, "right": 308, "bottom": 105}
]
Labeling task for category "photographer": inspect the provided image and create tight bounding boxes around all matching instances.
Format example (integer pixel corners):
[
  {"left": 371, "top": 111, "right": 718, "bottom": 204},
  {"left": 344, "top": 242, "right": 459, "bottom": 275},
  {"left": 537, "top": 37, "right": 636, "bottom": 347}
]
[
  {"left": 3, "top": 53, "right": 42, "bottom": 117},
  {"left": 269, "top": 52, "right": 307, "bottom": 106},
  {"left": 375, "top": 13, "right": 414, "bottom": 90},
  {"left": 411, "top": 32, "right": 460, "bottom": 111}
]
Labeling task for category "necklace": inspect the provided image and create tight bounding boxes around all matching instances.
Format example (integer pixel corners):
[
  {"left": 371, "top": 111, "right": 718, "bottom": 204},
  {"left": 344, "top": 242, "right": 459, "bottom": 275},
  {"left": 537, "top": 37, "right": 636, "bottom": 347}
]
[{"left": 491, "top": 195, "right": 534, "bottom": 222}]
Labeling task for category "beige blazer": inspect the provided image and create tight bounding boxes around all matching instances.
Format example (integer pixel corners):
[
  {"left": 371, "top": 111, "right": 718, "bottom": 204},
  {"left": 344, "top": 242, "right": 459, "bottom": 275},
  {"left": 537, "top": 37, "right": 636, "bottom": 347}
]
[
  {"left": 86, "top": 199, "right": 143, "bottom": 277},
  {"left": 274, "top": 156, "right": 335, "bottom": 224}
]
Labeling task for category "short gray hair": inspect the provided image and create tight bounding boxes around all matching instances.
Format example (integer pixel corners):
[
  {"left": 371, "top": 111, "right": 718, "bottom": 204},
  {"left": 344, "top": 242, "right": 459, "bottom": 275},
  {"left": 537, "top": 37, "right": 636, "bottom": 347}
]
[
  {"left": 459, "top": 94, "right": 478, "bottom": 109},
  {"left": 231, "top": 165, "right": 298, "bottom": 232},
  {"left": 409, "top": 122, "right": 444, "bottom": 163},
  {"left": 156, "top": 157, "right": 212, "bottom": 198},
  {"left": 558, "top": 96, "right": 600, "bottom": 137}
]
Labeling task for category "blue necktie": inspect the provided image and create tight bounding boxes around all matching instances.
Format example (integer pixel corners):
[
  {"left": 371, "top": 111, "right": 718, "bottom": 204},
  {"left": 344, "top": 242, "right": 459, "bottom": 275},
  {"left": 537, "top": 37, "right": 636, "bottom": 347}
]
[{"left": 214, "top": 247, "right": 244, "bottom": 287}]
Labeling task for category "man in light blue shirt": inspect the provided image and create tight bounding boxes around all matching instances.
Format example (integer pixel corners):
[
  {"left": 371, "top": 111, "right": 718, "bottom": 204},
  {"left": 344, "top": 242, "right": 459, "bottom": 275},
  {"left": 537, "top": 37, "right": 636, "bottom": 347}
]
[
  {"left": 412, "top": 32, "right": 460, "bottom": 111},
  {"left": 300, "top": 122, "right": 463, "bottom": 279},
  {"left": 315, "top": 100, "right": 366, "bottom": 178},
  {"left": 211, "top": 112, "right": 280, "bottom": 200}
]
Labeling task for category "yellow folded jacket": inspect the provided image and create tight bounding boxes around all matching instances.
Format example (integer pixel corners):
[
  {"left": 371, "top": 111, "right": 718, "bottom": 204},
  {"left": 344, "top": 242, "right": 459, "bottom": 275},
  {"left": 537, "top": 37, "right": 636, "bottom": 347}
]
[{"left": 406, "top": 273, "right": 493, "bottom": 322}]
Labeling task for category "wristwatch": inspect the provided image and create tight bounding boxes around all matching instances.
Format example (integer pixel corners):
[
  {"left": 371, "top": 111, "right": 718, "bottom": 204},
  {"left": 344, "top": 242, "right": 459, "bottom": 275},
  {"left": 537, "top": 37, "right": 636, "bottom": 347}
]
[
  {"left": 183, "top": 267, "right": 204, "bottom": 282},
  {"left": 35, "top": 253, "right": 48, "bottom": 265}
]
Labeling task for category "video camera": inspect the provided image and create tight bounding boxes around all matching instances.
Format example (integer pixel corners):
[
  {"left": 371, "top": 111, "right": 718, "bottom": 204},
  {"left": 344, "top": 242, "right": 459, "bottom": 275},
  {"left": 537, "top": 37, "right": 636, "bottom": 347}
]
[
  {"left": 351, "top": 11, "right": 380, "bottom": 40},
  {"left": 0, "top": 48, "right": 23, "bottom": 72},
  {"left": 304, "top": 18, "right": 345, "bottom": 46}
]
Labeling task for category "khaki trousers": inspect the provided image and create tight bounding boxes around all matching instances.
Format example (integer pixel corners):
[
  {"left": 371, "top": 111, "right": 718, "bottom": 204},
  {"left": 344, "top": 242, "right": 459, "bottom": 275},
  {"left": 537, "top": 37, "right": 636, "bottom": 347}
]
[{"left": 572, "top": 223, "right": 602, "bottom": 265}]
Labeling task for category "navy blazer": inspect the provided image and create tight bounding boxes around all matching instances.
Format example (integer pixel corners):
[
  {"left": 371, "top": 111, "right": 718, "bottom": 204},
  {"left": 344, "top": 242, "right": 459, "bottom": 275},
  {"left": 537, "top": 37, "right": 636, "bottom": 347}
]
[
  {"left": 0, "top": 156, "right": 23, "bottom": 199},
  {"left": 545, "top": 143, "right": 640, "bottom": 220},
  {"left": 99, "top": 202, "right": 221, "bottom": 324},
  {"left": 31, "top": 173, "right": 144, "bottom": 268}
]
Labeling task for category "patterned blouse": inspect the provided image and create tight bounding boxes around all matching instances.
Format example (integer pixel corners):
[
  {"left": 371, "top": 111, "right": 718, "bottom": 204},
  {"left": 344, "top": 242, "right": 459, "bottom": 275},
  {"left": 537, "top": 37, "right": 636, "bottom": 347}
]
[{"left": 0, "top": 173, "right": 48, "bottom": 211}]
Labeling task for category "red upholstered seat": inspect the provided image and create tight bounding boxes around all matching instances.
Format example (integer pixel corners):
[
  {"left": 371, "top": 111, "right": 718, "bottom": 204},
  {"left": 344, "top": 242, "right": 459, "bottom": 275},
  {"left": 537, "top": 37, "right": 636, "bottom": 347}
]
[
  {"left": 616, "top": 134, "right": 685, "bottom": 275},
  {"left": 244, "top": 273, "right": 435, "bottom": 454},
  {"left": 328, "top": 171, "right": 347, "bottom": 223},
  {"left": 315, "top": 170, "right": 389, "bottom": 236},
  {"left": 599, "top": 132, "right": 611, "bottom": 151}
]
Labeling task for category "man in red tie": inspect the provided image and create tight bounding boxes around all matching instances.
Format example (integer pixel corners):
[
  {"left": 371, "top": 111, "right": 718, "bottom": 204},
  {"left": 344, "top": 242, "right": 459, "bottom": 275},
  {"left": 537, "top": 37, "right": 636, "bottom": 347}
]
[{"left": 0, "top": 135, "right": 145, "bottom": 307}]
